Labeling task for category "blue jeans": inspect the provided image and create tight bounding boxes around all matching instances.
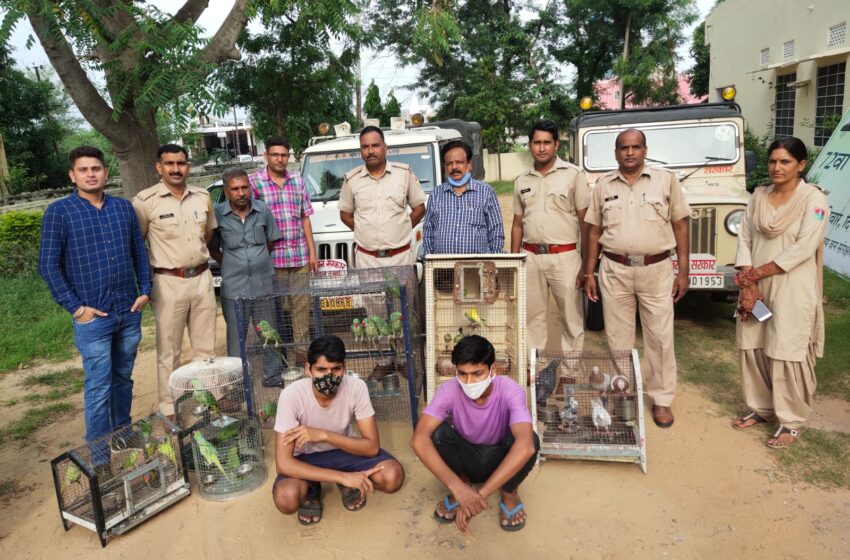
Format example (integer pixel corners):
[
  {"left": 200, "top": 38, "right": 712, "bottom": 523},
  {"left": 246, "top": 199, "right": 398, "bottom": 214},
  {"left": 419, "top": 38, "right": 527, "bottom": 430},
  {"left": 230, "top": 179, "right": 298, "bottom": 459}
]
[{"left": 73, "top": 310, "right": 143, "bottom": 454}]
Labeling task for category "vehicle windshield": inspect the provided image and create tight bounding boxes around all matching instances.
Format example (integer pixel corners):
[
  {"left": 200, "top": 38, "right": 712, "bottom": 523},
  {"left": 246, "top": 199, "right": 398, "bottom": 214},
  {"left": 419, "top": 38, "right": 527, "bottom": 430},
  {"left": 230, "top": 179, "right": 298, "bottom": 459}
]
[
  {"left": 583, "top": 122, "right": 740, "bottom": 171},
  {"left": 302, "top": 144, "right": 436, "bottom": 202}
]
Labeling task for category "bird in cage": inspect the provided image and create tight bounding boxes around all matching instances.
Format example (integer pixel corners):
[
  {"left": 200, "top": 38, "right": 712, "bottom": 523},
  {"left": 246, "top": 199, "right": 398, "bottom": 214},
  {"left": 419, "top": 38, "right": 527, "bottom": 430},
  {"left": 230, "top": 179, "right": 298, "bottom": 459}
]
[
  {"left": 64, "top": 463, "right": 82, "bottom": 487},
  {"left": 591, "top": 397, "right": 612, "bottom": 433},
  {"left": 193, "top": 431, "right": 231, "bottom": 480},
  {"left": 361, "top": 317, "right": 378, "bottom": 347},
  {"left": 384, "top": 270, "right": 402, "bottom": 301},
  {"left": 191, "top": 379, "right": 220, "bottom": 414},
  {"left": 390, "top": 311, "right": 403, "bottom": 340},
  {"left": 443, "top": 332, "right": 452, "bottom": 351},
  {"left": 453, "top": 327, "right": 465, "bottom": 345},
  {"left": 464, "top": 307, "right": 487, "bottom": 328},
  {"left": 157, "top": 438, "right": 177, "bottom": 464},
  {"left": 589, "top": 366, "right": 611, "bottom": 394},
  {"left": 351, "top": 318, "right": 364, "bottom": 342},
  {"left": 535, "top": 359, "right": 561, "bottom": 406},
  {"left": 256, "top": 320, "right": 282, "bottom": 348},
  {"left": 558, "top": 395, "right": 579, "bottom": 432},
  {"left": 610, "top": 375, "right": 630, "bottom": 393},
  {"left": 373, "top": 315, "right": 393, "bottom": 343},
  {"left": 121, "top": 450, "right": 140, "bottom": 471},
  {"left": 226, "top": 446, "right": 241, "bottom": 471},
  {"left": 138, "top": 418, "right": 152, "bottom": 442},
  {"left": 259, "top": 399, "right": 277, "bottom": 422}
]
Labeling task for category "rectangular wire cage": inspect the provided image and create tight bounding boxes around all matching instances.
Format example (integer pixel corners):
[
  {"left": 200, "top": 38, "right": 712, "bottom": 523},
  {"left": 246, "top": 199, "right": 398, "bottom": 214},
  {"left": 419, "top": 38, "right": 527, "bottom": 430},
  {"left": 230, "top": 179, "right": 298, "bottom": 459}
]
[
  {"left": 531, "top": 349, "right": 647, "bottom": 474},
  {"left": 236, "top": 264, "right": 425, "bottom": 428},
  {"left": 424, "top": 254, "right": 527, "bottom": 403},
  {"left": 50, "top": 413, "right": 190, "bottom": 547}
]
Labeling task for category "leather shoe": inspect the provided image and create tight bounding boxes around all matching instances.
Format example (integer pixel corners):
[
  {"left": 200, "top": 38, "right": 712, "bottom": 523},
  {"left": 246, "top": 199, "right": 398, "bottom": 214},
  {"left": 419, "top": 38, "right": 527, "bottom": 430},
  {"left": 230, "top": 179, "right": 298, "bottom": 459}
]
[{"left": 652, "top": 405, "right": 674, "bottom": 428}]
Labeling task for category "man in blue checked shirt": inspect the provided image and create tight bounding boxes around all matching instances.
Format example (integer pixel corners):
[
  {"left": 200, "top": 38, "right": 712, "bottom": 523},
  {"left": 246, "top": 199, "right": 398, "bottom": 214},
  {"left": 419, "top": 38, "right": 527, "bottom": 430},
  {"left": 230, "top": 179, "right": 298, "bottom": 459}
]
[
  {"left": 422, "top": 141, "right": 504, "bottom": 255},
  {"left": 39, "top": 146, "right": 151, "bottom": 463}
]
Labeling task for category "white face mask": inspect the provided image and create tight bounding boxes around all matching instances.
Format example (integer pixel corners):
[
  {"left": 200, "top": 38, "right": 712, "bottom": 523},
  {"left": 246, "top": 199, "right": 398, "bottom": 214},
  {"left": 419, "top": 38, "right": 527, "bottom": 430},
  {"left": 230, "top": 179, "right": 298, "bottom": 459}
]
[{"left": 458, "top": 370, "right": 494, "bottom": 400}]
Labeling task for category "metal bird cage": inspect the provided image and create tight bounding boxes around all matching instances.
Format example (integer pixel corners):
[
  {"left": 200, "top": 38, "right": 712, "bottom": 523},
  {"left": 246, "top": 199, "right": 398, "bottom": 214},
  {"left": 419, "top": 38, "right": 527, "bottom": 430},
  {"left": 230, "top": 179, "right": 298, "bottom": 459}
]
[
  {"left": 50, "top": 413, "right": 190, "bottom": 547},
  {"left": 531, "top": 349, "right": 647, "bottom": 473},
  {"left": 190, "top": 416, "right": 267, "bottom": 501},
  {"left": 169, "top": 357, "right": 251, "bottom": 432},
  {"left": 236, "top": 263, "right": 425, "bottom": 428},
  {"left": 424, "top": 254, "right": 527, "bottom": 402}
]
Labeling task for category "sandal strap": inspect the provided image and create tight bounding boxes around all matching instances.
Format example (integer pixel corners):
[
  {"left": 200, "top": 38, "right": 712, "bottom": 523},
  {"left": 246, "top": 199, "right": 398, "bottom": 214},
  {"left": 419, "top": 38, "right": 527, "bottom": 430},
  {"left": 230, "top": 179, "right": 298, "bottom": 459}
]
[
  {"left": 499, "top": 501, "right": 525, "bottom": 518},
  {"left": 742, "top": 411, "right": 766, "bottom": 423},
  {"left": 772, "top": 426, "right": 799, "bottom": 438},
  {"left": 443, "top": 495, "right": 460, "bottom": 511}
]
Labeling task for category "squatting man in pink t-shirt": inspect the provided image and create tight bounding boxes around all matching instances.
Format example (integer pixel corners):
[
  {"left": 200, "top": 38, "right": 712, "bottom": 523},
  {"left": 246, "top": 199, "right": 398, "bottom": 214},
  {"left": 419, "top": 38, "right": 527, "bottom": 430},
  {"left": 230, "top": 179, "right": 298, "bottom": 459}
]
[
  {"left": 272, "top": 335, "right": 405, "bottom": 525},
  {"left": 411, "top": 335, "right": 539, "bottom": 533}
]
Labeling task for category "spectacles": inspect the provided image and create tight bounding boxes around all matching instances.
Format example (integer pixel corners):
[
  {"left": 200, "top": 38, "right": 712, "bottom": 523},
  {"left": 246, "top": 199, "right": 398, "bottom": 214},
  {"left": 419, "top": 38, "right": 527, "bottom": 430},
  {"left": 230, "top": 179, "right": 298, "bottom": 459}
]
[{"left": 267, "top": 152, "right": 290, "bottom": 159}]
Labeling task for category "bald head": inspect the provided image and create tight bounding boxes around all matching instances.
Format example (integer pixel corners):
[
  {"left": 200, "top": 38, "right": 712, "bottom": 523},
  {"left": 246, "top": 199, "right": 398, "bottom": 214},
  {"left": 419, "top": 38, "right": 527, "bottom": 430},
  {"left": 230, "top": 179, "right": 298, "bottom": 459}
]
[{"left": 614, "top": 128, "right": 647, "bottom": 174}]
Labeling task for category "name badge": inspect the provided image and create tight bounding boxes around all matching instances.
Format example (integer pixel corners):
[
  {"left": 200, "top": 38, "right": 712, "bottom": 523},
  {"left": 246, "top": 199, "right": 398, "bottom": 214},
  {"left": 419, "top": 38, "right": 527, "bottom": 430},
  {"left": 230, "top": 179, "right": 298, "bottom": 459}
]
[
  {"left": 521, "top": 188, "right": 532, "bottom": 194},
  {"left": 604, "top": 195, "right": 619, "bottom": 202},
  {"left": 158, "top": 213, "right": 175, "bottom": 219}
]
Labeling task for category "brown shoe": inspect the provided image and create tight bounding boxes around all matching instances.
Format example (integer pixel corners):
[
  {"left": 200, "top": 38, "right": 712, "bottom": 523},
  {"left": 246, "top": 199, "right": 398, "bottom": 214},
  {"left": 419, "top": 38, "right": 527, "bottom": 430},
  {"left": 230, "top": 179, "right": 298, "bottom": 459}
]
[{"left": 652, "top": 405, "right": 674, "bottom": 428}]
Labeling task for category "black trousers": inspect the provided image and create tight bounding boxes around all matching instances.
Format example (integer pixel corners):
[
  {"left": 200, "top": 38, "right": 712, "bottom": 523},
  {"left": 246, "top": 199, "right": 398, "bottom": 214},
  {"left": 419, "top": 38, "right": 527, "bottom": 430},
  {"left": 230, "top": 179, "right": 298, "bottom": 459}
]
[{"left": 431, "top": 422, "right": 540, "bottom": 493}]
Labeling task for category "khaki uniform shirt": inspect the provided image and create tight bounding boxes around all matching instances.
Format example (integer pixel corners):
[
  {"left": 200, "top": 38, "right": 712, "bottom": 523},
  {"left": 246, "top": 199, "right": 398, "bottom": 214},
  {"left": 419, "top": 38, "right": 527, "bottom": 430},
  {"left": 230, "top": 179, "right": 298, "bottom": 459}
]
[
  {"left": 585, "top": 166, "right": 690, "bottom": 255},
  {"left": 735, "top": 182, "right": 828, "bottom": 361},
  {"left": 133, "top": 182, "right": 217, "bottom": 269},
  {"left": 338, "top": 162, "right": 426, "bottom": 250},
  {"left": 513, "top": 158, "right": 589, "bottom": 244}
]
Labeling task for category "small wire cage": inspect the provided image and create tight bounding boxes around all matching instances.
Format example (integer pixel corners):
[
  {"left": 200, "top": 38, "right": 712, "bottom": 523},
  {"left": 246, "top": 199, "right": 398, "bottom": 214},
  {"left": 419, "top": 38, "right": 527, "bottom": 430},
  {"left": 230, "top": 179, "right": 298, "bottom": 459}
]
[
  {"left": 169, "top": 357, "right": 251, "bottom": 432},
  {"left": 190, "top": 416, "right": 267, "bottom": 501},
  {"left": 236, "top": 264, "right": 425, "bottom": 428},
  {"left": 50, "top": 413, "right": 190, "bottom": 547},
  {"left": 424, "top": 254, "right": 527, "bottom": 402},
  {"left": 531, "top": 349, "right": 647, "bottom": 474}
]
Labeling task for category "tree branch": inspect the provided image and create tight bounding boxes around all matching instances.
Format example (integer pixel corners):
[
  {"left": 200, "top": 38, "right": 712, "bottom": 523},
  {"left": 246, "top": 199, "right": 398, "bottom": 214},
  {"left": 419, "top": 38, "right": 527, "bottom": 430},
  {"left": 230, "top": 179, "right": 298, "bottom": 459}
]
[
  {"left": 175, "top": 0, "right": 210, "bottom": 24},
  {"left": 89, "top": 0, "right": 137, "bottom": 43},
  {"left": 200, "top": 0, "right": 249, "bottom": 64}
]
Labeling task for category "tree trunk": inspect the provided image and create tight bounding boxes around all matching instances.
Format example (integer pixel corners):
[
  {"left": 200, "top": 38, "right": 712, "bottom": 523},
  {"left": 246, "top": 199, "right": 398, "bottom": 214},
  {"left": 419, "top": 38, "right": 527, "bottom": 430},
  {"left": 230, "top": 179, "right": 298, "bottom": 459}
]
[{"left": 113, "top": 122, "right": 161, "bottom": 198}]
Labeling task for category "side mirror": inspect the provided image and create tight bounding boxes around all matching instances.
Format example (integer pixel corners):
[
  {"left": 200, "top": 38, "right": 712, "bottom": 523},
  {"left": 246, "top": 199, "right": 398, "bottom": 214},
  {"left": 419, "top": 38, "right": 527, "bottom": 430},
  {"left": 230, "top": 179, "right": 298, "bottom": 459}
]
[{"left": 744, "top": 150, "right": 757, "bottom": 177}]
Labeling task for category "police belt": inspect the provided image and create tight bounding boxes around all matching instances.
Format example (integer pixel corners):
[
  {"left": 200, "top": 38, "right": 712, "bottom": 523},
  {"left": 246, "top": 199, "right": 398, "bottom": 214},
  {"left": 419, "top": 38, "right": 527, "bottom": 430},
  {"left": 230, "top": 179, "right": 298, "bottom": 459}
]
[
  {"left": 603, "top": 251, "right": 670, "bottom": 266},
  {"left": 153, "top": 262, "right": 210, "bottom": 278},
  {"left": 522, "top": 243, "right": 576, "bottom": 255},
  {"left": 357, "top": 243, "right": 411, "bottom": 258}
]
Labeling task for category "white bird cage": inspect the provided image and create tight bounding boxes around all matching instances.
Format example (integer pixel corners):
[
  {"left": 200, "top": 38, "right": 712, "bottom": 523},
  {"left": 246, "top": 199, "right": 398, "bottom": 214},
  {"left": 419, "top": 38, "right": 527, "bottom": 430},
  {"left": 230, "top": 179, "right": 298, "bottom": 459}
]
[
  {"left": 50, "top": 413, "right": 190, "bottom": 547},
  {"left": 531, "top": 349, "right": 647, "bottom": 474},
  {"left": 168, "top": 357, "right": 250, "bottom": 432},
  {"left": 424, "top": 254, "right": 527, "bottom": 403},
  {"left": 190, "top": 416, "right": 267, "bottom": 501}
]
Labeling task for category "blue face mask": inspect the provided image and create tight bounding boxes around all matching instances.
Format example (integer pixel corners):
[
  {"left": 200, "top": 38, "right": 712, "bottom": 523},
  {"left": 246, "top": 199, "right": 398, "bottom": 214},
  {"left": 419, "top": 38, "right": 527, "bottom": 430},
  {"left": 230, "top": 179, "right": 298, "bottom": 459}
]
[{"left": 447, "top": 172, "right": 471, "bottom": 187}]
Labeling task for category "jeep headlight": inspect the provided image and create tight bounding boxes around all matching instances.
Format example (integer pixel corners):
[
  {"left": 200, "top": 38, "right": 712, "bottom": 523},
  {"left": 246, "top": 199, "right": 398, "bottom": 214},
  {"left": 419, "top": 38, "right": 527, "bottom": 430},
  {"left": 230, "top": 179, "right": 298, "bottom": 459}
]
[{"left": 725, "top": 209, "right": 745, "bottom": 235}]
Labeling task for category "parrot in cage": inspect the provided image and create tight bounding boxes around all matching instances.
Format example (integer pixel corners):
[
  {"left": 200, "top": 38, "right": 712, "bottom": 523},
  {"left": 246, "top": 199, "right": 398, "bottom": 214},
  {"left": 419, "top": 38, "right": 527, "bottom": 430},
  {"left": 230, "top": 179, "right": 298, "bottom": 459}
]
[
  {"left": 121, "top": 450, "right": 140, "bottom": 471},
  {"left": 259, "top": 400, "right": 277, "bottom": 421},
  {"left": 591, "top": 397, "right": 612, "bottom": 433},
  {"left": 64, "top": 463, "right": 82, "bottom": 487},
  {"left": 193, "top": 431, "right": 231, "bottom": 480},
  {"left": 226, "top": 446, "right": 241, "bottom": 471},
  {"left": 157, "top": 439, "right": 177, "bottom": 464},
  {"left": 373, "top": 316, "right": 392, "bottom": 342},
  {"left": 362, "top": 318, "right": 379, "bottom": 346},
  {"left": 137, "top": 419, "right": 152, "bottom": 442},
  {"left": 390, "top": 311, "right": 403, "bottom": 340},
  {"left": 191, "top": 378, "right": 219, "bottom": 414},
  {"left": 144, "top": 442, "right": 157, "bottom": 459},
  {"left": 453, "top": 328, "right": 465, "bottom": 345},
  {"left": 351, "top": 318, "right": 364, "bottom": 342},
  {"left": 256, "top": 320, "right": 282, "bottom": 348},
  {"left": 465, "top": 308, "right": 487, "bottom": 328},
  {"left": 384, "top": 270, "right": 402, "bottom": 301},
  {"left": 212, "top": 418, "right": 242, "bottom": 443}
]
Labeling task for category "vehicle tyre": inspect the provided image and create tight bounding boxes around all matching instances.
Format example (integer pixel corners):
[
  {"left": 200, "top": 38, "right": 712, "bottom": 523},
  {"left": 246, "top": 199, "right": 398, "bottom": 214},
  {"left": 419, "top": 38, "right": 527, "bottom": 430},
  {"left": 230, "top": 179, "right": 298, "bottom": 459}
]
[{"left": 584, "top": 291, "right": 604, "bottom": 331}]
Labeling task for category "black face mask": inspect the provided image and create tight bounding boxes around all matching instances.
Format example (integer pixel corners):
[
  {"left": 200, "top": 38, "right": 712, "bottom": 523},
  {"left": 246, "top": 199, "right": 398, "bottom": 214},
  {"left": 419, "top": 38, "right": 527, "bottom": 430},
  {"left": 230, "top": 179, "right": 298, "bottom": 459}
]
[{"left": 312, "top": 373, "right": 343, "bottom": 396}]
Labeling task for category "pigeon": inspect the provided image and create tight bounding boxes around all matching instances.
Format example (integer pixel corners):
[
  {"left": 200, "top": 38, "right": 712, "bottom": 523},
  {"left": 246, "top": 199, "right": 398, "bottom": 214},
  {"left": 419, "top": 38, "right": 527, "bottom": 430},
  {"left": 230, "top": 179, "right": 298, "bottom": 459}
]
[
  {"left": 256, "top": 320, "right": 282, "bottom": 348},
  {"left": 560, "top": 396, "right": 579, "bottom": 424},
  {"left": 591, "top": 397, "right": 612, "bottom": 432},
  {"left": 610, "top": 375, "right": 630, "bottom": 393},
  {"left": 589, "top": 366, "right": 611, "bottom": 393},
  {"left": 535, "top": 359, "right": 561, "bottom": 406},
  {"left": 351, "top": 318, "right": 364, "bottom": 342},
  {"left": 465, "top": 308, "right": 487, "bottom": 327}
]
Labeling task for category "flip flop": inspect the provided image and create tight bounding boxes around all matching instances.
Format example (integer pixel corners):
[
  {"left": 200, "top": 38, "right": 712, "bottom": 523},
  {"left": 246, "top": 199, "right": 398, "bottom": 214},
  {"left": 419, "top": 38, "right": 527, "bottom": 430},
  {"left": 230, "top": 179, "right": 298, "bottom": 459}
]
[
  {"left": 337, "top": 483, "right": 367, "bottom": 512},
  {"left": 766, "top": 426, "right": 799, "bottom": 450},
  {"left": 297, "top": 498, "right": 322, "bottom": 526},
  {"left": 433, "top": 495, "right": 459, "bottom": 524},
  {"left": 731, "top": 411, "right": 768, "bottom": 431},
  {"left": 499, "top": 501, "right": 526, "bottom": 532}
]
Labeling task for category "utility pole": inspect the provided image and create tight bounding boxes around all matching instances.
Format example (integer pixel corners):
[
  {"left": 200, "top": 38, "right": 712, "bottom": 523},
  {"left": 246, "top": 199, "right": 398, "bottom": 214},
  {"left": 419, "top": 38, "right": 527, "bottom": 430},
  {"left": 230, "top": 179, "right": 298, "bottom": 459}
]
[
  {"left": 233, "top": 106, "right": 240, "bottom": 156},
  {"left": 354, "top": 2, "right": 363, "bottom": 125},
  {"left": 0, "top": 132, "right": 10, "bottom": 202},
  {"left": 620, "top": 14, "right": 631, "bottom": 110}
]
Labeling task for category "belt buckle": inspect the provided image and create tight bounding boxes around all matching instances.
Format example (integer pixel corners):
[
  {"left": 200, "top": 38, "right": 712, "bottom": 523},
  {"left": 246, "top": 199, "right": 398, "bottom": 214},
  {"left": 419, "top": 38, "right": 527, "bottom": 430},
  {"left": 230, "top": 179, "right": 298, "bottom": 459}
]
[
  {"left": 377, "top": 249, "right": 390, "bottom": 258},
  {"left": 537, "top": 244, "right": 549, "bottom": 255},
  {"left": 184, "top": 266, "right": 198, "bottom": 278},
  {"left": 626, "top": 255, "right": 645, "bottom": 266}
]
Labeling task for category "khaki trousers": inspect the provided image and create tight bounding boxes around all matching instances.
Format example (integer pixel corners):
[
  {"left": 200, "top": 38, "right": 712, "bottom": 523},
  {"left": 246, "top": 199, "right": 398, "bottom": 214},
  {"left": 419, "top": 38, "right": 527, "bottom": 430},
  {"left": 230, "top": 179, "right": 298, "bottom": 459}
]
[
  {"left": 599, "top": 256, "right": 677, "bottom": 406},
  {"left": 151, "top": 271, "right": 217, "bottom": 415},
  {"left": 275, "top": 265, "right": 311, "bottom": 344},
  {"left": 525, "top": 250, "right": 584, "bottom": 353},
  {"left": 739, "top": 347, "right": 817, "bottom": 430},
  {"left": 355, "top": 249, "right": 414, "bottom": 318}
]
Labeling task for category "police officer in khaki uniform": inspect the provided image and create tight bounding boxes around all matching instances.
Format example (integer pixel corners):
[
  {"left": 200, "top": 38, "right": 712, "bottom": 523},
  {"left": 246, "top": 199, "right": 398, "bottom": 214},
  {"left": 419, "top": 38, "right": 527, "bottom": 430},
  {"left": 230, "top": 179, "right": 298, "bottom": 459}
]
[
  {"left": 511, "top": 120, "right": 590, "bottom": 353},
  {"left": 339, "top": 126, "right": 426, "bottom": 270},
  {"left": 133, "top": 144, "right": 218, "bottom": 416},
  {"left": 583, "top": 129, "right": 690, "bottom": 428}
]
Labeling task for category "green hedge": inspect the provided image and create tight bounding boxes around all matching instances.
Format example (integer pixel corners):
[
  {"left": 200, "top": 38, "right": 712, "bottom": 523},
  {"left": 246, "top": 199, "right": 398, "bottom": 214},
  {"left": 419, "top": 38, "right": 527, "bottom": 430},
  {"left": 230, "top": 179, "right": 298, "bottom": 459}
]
[{"left": 0, "top": 211, "right": 43, "bottom": 277}]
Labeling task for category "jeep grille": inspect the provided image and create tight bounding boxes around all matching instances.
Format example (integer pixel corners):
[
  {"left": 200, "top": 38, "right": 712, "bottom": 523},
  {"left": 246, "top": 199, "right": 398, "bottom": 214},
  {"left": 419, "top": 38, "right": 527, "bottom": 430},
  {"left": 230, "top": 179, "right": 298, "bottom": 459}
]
[
  {"left": 689, "top": 207, "right": 716, "bottom": 255},
  {"left": 318, "top": 241, "right": 356, "bottom": 266}
]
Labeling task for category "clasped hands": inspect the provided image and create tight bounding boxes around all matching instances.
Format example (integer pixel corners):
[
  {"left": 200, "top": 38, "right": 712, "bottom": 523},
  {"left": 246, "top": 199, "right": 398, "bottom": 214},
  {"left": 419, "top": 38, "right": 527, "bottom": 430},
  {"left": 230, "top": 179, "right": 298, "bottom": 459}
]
[
  {"left": 450, "top": 481, "right": 488, "bottom": 534},
  {"left": 735, "top": 269, "right": 763, "bottom": 321}
]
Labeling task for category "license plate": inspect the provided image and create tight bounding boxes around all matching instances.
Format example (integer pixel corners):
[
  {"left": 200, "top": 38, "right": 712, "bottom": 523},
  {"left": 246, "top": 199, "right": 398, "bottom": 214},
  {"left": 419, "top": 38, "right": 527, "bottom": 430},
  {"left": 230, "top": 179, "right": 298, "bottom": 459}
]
[
  {"left": 320, "top": 296, "right": 352, "bottom": 311},
  {"left": 213, "top": 275, "right": 222, "bottom": 288},
  {"left": 689, "top": 274, "right": 724, "bottom": 289}
]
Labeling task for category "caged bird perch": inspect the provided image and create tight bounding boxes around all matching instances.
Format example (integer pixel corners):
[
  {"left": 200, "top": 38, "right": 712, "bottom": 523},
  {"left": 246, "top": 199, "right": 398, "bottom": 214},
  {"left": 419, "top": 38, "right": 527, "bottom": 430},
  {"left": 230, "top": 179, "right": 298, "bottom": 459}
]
[
  {"left": 424, "top": 254, "right": 527, "bottom": 402},
  {"left": 531, "top": 349, "right": 647, "bottom": 474},
  {"left": 168, "top": 357, "right": 251, "bottom": 432},
  {"left": 50, "top": 413, "right": 190, "bottom": 547},
  {"left": 236, "top": 264, "right": 425, "bottom": 428}
]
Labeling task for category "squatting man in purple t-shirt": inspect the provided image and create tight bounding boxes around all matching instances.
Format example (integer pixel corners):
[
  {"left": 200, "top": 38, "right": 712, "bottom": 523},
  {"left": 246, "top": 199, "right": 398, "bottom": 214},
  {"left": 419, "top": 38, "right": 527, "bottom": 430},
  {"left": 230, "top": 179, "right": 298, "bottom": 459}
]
[
  {"left": 272, "top": 335, "right": 405, "bottom": 525},
  {"left": 411, "top": 336, "right": 539, "bottom": 533}
]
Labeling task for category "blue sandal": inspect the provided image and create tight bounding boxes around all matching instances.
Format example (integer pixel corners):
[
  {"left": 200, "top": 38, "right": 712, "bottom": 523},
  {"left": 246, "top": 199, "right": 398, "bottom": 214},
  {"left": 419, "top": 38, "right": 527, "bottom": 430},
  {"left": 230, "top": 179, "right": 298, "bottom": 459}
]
[
  {"left": 499, "top": 501, "right": 526, "bottom": 532},
  {"left": 433, "top": 495, "right": 459, "bottom": 524}
]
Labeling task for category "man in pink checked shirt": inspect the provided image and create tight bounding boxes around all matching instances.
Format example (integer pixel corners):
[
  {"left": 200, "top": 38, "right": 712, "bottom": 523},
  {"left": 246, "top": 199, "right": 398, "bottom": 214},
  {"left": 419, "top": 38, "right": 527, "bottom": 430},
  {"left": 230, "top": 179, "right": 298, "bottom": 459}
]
[{"left": 249, "top": 136, "right": 318, "bottom": 357}]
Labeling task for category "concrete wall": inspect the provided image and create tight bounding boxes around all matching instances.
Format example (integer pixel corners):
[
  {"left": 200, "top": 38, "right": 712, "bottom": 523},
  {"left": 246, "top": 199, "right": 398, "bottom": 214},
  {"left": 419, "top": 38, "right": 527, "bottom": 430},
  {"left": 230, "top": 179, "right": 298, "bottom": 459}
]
[
  {"left": 482, "top": 150, "right": 533, "bottom": 183},
  {"left": 706, "top": 0, "right": 850, "bottom": 147}
]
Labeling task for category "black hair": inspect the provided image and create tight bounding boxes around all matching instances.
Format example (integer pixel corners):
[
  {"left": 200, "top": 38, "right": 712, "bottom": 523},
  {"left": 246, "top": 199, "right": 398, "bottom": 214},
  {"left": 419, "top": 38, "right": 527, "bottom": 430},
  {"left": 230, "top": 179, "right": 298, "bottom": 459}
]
[
  {"left": 452, "top": 335, "right": 496, "bottom": 367},
  {"left": 359, "top": 125, "right": 385, "bottom": 143},
  {"left": 222, "top": 167, "right": 249, "bottom": 186},
  {"left": 768, "top": 136, "right": 808, "bottom": 163},
  {"left": 615, "top": 128, "right": 647, "bottom": 147},
  {"left": 265, "top": 136, "right": 290, "bottom": 151},
  {"left": 528, "top": 120, "right": 560, "bottom": 143},
  {"left": 157, "top": 143, "right": 188, "bottom": 159},
  {"left": 440, "top": 140, "right": 472, "bottom": 162},
  {"left": 68, "top": 146, "right": 105, "bottom": 167},
  {"left": 307, "top": 335, "right": 346, "bottom": 365}
]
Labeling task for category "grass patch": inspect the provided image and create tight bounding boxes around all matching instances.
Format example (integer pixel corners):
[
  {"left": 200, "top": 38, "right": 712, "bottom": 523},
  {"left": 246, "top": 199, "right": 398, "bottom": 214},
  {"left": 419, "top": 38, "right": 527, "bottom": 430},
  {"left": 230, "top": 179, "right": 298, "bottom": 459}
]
[
  {"left": 0, "top": 274, "right": 75, "bottom": 372},
  {"left": 775, "top": 429, "right": 850, "bottom": 489},
  {"left": 491, "top": 180, "right": 514, "bottom": 196},
  {"left": 20, "top": 367, "right": 84, "bottom": 403},
  {"left": 0, "top": 402, "right": 75, "bottom": 445},
  {"left": 818, "top": 269, "right": 850, "bottom": 400},
  {"left": 0, "top": 478, "right": 20, "bottom": 498}
]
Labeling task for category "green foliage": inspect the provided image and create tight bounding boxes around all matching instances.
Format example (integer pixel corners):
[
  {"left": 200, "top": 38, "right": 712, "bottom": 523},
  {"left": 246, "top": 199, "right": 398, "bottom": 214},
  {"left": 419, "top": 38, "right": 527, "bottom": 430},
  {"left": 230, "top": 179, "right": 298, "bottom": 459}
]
[
  {"left": 384, "top": 91, "right": 402, "bottom": 120},
  {"left": 776, "top": 428, "right": 850, "bottom": 489},
  {"left": 0, "top": 402, "right": 74, "bottom": 445},
  {"left": 818, "top": 269, "right": 850, "bottom": 401},
  {"left": 0, "top": 211, "right": 42, "bottom": 277},
  {"left": 744, "top": 126, "right": 772, "bottom": 191},
  {"left": 59, "top": 128, "right": 119, "bottom": 177},
  {"left": 687, "top": 21, "right": 709, "bottom": 98},
  {"left": 363, "top": 80, "right": 384, "bottom": 123}
]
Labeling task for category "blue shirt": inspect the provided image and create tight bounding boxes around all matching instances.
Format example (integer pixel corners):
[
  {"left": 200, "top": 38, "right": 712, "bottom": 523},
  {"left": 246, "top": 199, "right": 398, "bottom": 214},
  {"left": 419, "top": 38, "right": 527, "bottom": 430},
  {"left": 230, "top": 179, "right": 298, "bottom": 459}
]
[
  {"left": 38, "top": 191, "right": 151, "bottom": 315},
  {"left": 422, "top": 179, "right": 505, "bottom": 255}
]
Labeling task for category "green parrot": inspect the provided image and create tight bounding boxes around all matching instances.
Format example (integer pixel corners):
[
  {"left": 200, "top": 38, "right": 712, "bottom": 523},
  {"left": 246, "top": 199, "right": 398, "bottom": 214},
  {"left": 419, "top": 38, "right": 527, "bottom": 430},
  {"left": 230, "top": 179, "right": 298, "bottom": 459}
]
[
  {"left": 137, "top": 419, "right": 152, "bottom": 442},
  {"left": 389, "top": 311, "right": 403, "bottom": 339},
  {"left": 212, "top": 418, "right": 242, "bottom": 443},
  {"left": 193, "top": 431, "right": 231, "bottom": 480},
  {"left": 465, "top": 307, "right": 487, "bottom": 327},
  {"left": 362, "top": 318, "right": 379, "bottom": 346},
  {"left": 255, "top": 320, "right": 282, "bottom": 348},
  {"left": 351, "top": 318, "right": 364, "bottom": 342},
  {"left": 453, "top": 328, "right": 465, "bottom": 345},
  {"left": 259, "top": 400, "right": 277, "bottom": 421},
  {"left": 226, "top": 446, "right": 241, "bottom": 471},
  {"left": 64, "top": 463, "right": 82, "bottom": 486},
  {"left": 144, "top": 442, "right": 156, "bottom": 459},
  {"left": 373, "top": 316, "right": 392, "bottom": 342},
  {"left": 157, "top": 439, "right": 177, "bottom": 464},
  {"left": 121, "top": 450, "right": 139, "bottom": 471},
  {"left": 384, "top": 271, "right": 402, "bottom": 301},
  {"left": 191, "top": 378, "right": 219, "bottom": 414}
]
